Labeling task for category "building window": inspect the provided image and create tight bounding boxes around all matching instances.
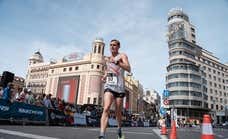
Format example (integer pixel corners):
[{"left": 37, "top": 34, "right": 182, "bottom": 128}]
[
  {"left": 221, "top": 105, "right": 223, "bottom": 110},
  {"left": 94, "top": 46, "right": 97, "bottom": 53},
  {"left": 218, "top": 78, "right": 221, "bottom": 82},
  {"left": 191, "top": 34, "right": 195, "bottom": 38},
  {"left": 202, "top": 66, "right": 206, "bottom": 70},
  {"left": 97, "top": 65, "right": 100, "bottom": 69},
  {"left": 93, "top": 98, "right": 97, "bottom": 104},
  {"left": 63, "top": 68, "right": 66, "bottom": 72},
  {"left": 69, "top": 67, "right": 72, "bottom": 71},
  {"left": 208, "top": 68, "right": 211, "bottom": 72},
  {"left": 91, "top": 64, "right": 94, "bottom": 69},
  {"left": 51, "top": 70, "right": 54, "bottom": 73},
  {"left": 75, "top": 66, "right": 79, "bottom": 70},
  {"left": 211, "top": 104, "right": 214, "bottom": 109},
  {"left": 210, "top": 96, "right": 213, "bottom": 101},
  {"left": 216, "top": 105, "right": 218, "bottom": 110},
  {"left": 209, "top": 82, "right": 212, "bottom": 86},
  {"left": 210, "top": 89, "right": 213, "bottom": 94},
  {"left": 191, "top": 27, "right": 195, "bottom": 32},
  {"left": 213, "top": 76, "right": 216, "bottom": 81},
  {"left": 98, "top": 46, "right": 101, "bottom": 53},
  {"left": 87, "top": 97, "right": 90, "bottom": 104},
  {"left": 220, "top": 98, "right": 223, "bottom": 103},
  {"left": 208, "top": 74, "right": 211, "bottom": 79},
  {"left": 98, "top": 97, "right": 102, "bottom": 105},
  {"left": 215, "top": 90, "right": 218, "bottom": 95}
]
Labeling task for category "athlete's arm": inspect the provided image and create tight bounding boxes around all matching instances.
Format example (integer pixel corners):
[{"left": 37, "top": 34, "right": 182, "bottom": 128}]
[
  {"left": 119, "top": 53, "right": 131, "bottom": 73},
  {"left": 101, "top": 56, "right": 109, "bottom": 82}
]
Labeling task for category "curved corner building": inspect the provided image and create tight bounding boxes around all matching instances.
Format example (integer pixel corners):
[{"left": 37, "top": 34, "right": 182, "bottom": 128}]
[{"left": 166, "top": 8, "right": 228, "bottom": 123}]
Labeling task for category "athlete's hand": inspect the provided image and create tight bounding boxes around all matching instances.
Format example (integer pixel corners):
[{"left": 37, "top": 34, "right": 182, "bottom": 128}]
[
  {"left": 101, "top": 76, "right": 106, "bottom": 83},
  {"left": 110, "top": 57, "right": 119, "bottom": 65},
  {"left": 109, "top": 57, "right": 115, "bottom": 63}
]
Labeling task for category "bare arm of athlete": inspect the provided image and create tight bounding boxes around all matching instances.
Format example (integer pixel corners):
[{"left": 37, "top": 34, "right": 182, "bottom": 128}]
[
  {"left": 118, "top": 53, "right": 131, "bottom": 73},
  {"left": 101, "top": 56, "right": 109, "bottom": 82}
]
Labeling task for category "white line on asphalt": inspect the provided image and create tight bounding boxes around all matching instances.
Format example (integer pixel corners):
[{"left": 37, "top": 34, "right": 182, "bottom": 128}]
[
  {"left": 152, "top": 129, "right": 168, "bottom": 139},
  {"left": 88, "top": 128, "right": 155, "bottom": 135},
  {"left": 216, "top": 134, "right": 224, "bottom": 138},
  {"left": 0, "top": 129, "right": 60, "bottom": 139}
]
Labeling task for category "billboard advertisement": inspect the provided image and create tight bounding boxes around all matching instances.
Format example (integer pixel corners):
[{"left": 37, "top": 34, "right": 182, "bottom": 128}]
[{"left": 57, "top": 76, "right": 80, "bottom": 104}]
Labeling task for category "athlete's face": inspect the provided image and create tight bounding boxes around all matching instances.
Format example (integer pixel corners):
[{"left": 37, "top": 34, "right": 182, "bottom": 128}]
[{"left": 110, "top": 41, "right": 119, "bottom": 54}]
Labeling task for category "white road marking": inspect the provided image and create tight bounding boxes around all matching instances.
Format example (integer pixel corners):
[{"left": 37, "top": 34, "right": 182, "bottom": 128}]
[
  {"left": 0, "top": 129, "right": 60, "bottom": 139},
  {"left": 89, "top": 128, "right": 170, "bottom": 138},
  {"left": 88, "top": 128, "right": 155, "bottom": 135},
  {"left": 216, "top": 134, "right": 224, "bottom": 138},
  {"left": 152, "top": 128, "right": 168, "bottom": 139}
]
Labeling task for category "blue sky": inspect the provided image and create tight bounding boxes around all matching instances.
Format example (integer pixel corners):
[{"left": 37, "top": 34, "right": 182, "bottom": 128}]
[{"left": 0, "top": 0, "right": 228, "bottom": 94}]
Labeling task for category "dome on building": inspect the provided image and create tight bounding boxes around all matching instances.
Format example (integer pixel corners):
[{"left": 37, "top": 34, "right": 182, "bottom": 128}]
[
  {"left": 29, "top": 51, "right": 44, "bottom": 62},
  {"left": 94, "top": 37, "right": 104, "bottom": 43},
  {"left": 62, "top": 52, "right": 84, "bottom": 62},
  {"left": 168, "top": 8, "right": 189, "bottom": 22}
]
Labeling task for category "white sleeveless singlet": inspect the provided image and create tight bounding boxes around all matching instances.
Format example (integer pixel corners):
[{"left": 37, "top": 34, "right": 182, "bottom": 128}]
[{"left": 104, "top": 54, "right": 125, "bottom": 93}]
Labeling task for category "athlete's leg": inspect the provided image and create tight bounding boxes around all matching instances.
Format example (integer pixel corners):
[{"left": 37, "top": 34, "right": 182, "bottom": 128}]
[
  {"left": 115, "top": 97, "right": 123, "bottom": 138},
  {"left": 100, "top": 92, "right": 114, "bottom": 138}
]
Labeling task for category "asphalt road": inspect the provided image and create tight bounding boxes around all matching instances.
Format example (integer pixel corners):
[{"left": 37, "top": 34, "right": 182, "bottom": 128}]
[{"left": 0, "top": 126, "right": 227, "bottom": 139}]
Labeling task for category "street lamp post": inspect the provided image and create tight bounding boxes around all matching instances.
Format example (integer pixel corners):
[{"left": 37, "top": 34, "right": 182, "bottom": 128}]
[{"left": 213, "top": 99, "right": 216, "bottom": 124}]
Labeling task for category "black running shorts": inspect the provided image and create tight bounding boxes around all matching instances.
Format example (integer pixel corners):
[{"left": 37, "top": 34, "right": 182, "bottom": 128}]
[{"left": 104, "top": 88, "right": 125, "bottom": 98}]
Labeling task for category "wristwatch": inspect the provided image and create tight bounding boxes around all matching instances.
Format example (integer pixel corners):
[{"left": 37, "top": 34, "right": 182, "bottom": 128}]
[{"left": 114, "top": 60, "right": 119, "bottom": 65}]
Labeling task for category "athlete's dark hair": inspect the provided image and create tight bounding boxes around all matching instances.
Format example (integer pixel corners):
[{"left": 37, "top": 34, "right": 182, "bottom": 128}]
[{"left": 110, "top": 39, "right": 120, "bottom": 47}]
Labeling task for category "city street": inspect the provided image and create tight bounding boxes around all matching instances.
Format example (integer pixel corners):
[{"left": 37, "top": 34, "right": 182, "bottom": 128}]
[
  {"left": 0, "top": 1, "right": 228, "bottom": 139},
  {"left": 0, "top": 126, "right": 228, "bottom": 139}
]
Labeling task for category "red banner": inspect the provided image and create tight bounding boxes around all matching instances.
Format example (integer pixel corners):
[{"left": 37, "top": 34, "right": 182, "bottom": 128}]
[{"left": 57, "top": 76, "right": 80, "bottom": 104}]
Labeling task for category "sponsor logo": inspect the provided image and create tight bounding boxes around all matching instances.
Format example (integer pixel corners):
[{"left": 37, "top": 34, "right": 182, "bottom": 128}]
[
  {"left": 18, "top": 108, "right": 43, "bottom": 115},
  {"left": 0, "top": 105, "right": 10, "bottom": 111}
]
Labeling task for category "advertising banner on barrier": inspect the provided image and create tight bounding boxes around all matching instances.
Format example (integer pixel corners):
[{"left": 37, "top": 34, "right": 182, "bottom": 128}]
[
  {"left": 108, "top": 118, "right": 118, "bottom": 127},
  {"left": 0, "top": 99, "right": 11, "bottom": 119},
  {"left": 143, "top": 122, "right": 150, "bottom": 127},
  {"left": 48, "top": 109, "right": 66, "bottom": 125},
  {"left": 86, "top": 116, "right": 99, "bottom": 127},
  {"left": 0, "top": 99, "right": 46, "bottom": 122},
  {"left": 74, "top": 113, "right": 87, "bottom": 125}
]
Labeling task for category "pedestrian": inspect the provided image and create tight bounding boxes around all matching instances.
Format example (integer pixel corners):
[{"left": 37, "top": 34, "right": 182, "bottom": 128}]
[
  {"left": 2, "top": 82, "right": 13, "bottom": 103},
  {"left": 98, "top": 39, "right": 131, "bottom": 139}
]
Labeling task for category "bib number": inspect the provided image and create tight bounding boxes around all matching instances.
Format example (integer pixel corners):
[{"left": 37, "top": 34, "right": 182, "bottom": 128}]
[{"left": 106, "top": 74, "right": 118, "bottom": 86}]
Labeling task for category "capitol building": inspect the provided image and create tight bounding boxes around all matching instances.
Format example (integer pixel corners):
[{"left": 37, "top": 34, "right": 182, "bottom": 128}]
[{"left": 25, "top": 38, "right": 142, "bottom": 113}]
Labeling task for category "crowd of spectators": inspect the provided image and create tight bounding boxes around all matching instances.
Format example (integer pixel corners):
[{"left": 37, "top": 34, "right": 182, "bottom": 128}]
[
  {"left": 0, "top": 82, "right": 101, "bottom": 118},
  {"left": 0, "top": 83, "right": 156, "bottom": 127}
]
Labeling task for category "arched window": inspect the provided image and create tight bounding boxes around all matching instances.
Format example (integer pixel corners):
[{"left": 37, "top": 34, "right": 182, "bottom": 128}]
[
  {"left": 98, "top": 46, "right": 101, "bottom": 53},
  {"left": 94, "top": 46, "right": 97, "bottom": 53}
]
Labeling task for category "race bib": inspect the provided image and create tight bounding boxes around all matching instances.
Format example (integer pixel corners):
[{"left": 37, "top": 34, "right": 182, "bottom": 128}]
[{"left": 106, "top": 74, "right": 118, "bottom": 86}]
